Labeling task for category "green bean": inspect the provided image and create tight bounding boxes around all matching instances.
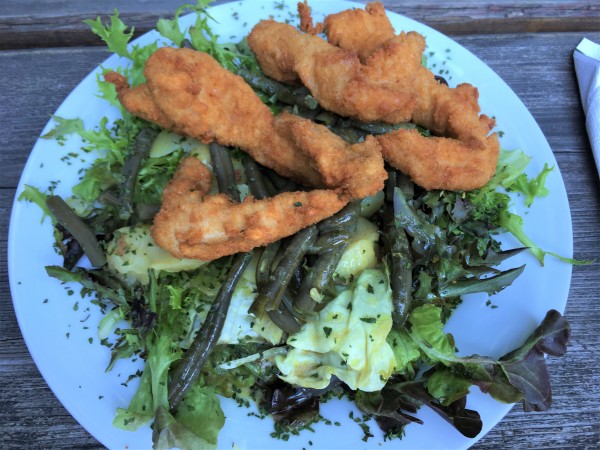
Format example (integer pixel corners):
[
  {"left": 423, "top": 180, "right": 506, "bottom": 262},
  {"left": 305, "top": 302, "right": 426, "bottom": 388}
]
[
  {"left": 254, "top": 240, "right": 282, "bottom": 291},
  {"left": 168, "top": 251, "right": 254, "bottom": 411},
  {"left": 267, "top": 298, "right": 301, "bottom": 335},
  {"left": 46, "top": 195, "right": 106, "bottom": 268},
  {"left": 238, "top": 68, "right": 318, "bottom": 110},
  {"left": 181, "top": 38, "right": 194, "bottom": 49},
  {"left": 118, "top": 128, "right": 158, "bottom": 221},
  {"left": 262, "top": 167, "right": 299, "bottom": 193},
  {"left": 392, "top": 185, "right": 439, "bottom": 251},
  {"left": 351, "top": 120, "right": 416, "bottom": 135},
  {"left": 209, "top": 143, "right": 240, "bottom": 201},
  {"left": 135, "top": 203, "right": 161, "bottom": 223},
  {"left": 314, "top": 111, "right": 338, "bottom": 127},
  {"left": 236, "top": 37, "right": 254, "bottom": 58},
  {"left": 383, "top": 175, "right": 413, "bottom": 326},
  {"left": 329, "top": 125, "right": 362, "bottom": 144},
  {"left": 254, "top": 226, "right": 317, "bottom": 318},
  {"left": 97, "top": 190, "right": 119, "bottom": 207},
  {"left": 308, "top": 233, "right": 350, "bottom": 254},
  {"left": 294, "top": 202, "right": 359, "bottom": 313},
  {"left": 242, "top": 155, "right": 270, "bottom": 200}
]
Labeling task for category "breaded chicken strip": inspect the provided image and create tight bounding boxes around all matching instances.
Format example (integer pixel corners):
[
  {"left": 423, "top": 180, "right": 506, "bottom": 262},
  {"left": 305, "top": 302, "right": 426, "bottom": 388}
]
[
  {"left": 151, "top": 157, "right": 348, "bottom": 261},
  {"left": 107, "top": 47, "right": 323, "bottom": 188},
  {"left": 107, "top": 47, "right": 387, "bottom": 199},
  {"left": 317, "top": 5, "right": 500, "bottom": 191},
  {"left": 275, "top": 112, "right": 386, "bottom": 200},
  {"left": 362, "top": 32, "right": 500, "bottom": 190},
  {"left": 323, "top": 2, "right": 395, "bottom": 63},
  {"left": 105, "top": 72, "right": 176, "bottom": 131},
  {"left": 378, "top": 128, "right": 499, "bottom": 191},
  {"left": 247, "top": 20, "right": 417, "bottom": 123}
]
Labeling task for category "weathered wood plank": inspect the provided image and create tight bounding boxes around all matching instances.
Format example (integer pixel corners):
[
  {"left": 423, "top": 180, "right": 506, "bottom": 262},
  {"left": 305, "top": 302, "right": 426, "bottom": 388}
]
[
  {"left": 0, "top": 0, "right": 598, "bottom": 49},
  {"left": 0, "top": 47, "right": 108, "bottom": 189}
]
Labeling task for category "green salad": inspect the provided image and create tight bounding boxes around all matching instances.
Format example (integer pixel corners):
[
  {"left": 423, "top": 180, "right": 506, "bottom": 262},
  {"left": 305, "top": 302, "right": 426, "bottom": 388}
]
[{"left": 20, "top": 1, "right": 576, "bottom": 448}]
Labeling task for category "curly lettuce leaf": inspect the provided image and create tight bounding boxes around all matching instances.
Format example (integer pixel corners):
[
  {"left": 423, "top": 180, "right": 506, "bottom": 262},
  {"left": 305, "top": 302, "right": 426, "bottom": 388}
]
[
  {"left": 465, "top": 149, "right": 581, "bottom": 265},
  {"left": 18, "top": 185, "right": 52, "bottom": 223},
  {"left": 84, "top": 10, "right": 158, "bottom": 86}
]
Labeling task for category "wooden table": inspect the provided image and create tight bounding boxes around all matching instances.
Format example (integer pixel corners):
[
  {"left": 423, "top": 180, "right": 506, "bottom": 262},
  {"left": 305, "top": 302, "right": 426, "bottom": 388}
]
[{"left": 1, "top": 0, "right": 599, "bottom": 448}]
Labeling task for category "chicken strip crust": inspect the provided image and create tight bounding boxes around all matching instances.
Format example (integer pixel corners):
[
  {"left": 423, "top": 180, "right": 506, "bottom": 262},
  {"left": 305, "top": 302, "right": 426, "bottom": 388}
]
[
  {"left": 275, "top": 111, "right": 386, "bottom": 199},
  {"left": 107, "top": 47, "right": 323, "bottom": 188},
  {"left": 107, "top": 47, "right": 387, "bottom": 199},
  {"left": 378, "top": 126, "right": 499, "bottom": 191},
  {"left": 323, "top": 1, "right": 395, "bottom": 63},
  {"left": 320, "top": 10, "right": 500, "bottom": 191},
  {"left": 151, "top": 156, "right": 348, "bottom": 261},
  {"left": 104, "top": 72, "right": 175, "bottom": 131},
  {"left": 362, "top": 32, "right": 500, "bottom": 189},
  {"left": 247, "top": 20, "right": 416, "bottom": 123},
  {"left": 298, "top": 0, "right": 323, "bottom": 35}
]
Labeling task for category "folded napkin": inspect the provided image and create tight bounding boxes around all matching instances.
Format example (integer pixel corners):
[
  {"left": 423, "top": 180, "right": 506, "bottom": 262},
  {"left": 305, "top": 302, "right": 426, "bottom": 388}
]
[{"left": 573, "top": 38, "right": 600, "bottom": 175}]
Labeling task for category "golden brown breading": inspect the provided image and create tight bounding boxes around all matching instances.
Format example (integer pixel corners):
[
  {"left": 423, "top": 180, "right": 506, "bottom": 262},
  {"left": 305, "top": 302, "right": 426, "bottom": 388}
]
[
  {"left": 298, "top": 0, "right": 323, "bottom": 35},
  {"left": 104, "top": 72, "right": 175, "bottom": 131},
  {"left": 106, "top": 48, "right": 323, "bottom": 188},
  {"left": 360, "top": 32, "right": 500, "bottom": 190},
  {"left": 107, "top": 48, "right": 388, "bottom": 199},
  {"left": 151, "top": 157, "right": 348, "bottom": 261},
  {"left": 323, "top": 1, "right": 395, "bottom": 62},
  {"left": 377, "top": 126, "right": 499, "bottom": 191},
  {"left": 247, "top": 20, "right": 417, "bottom": 123},
  {"left": 317, "top": 12, "right": 501, "bottom": 191},
  {"left": 275, "top": 112, "right": 386, "bottom": 199}
]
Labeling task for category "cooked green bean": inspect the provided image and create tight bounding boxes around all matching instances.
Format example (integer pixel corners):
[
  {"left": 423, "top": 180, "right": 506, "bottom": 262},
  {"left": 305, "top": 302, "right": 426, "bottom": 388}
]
[
  {"left": 329, "top": 125, "right": 362, "bottom": 144},
  {"left": 209, "top": 143, "right": 240, "bottom": 201},
  {"left": 119, "top": 128, "right": 158, "bottom": 221},
  {"left": 238, "top": 68, "right": 318, "bottom": 110},
  {"left": 181, "top": 38, "right": 194, "bottom": 49},
  {"left": 135, "top": 203, "right": 161, "bottom": 222},
  {"left": 168, "top": 251, "right": 254, "bottom": 411},
  {"left": 254, "top": 241, "right": 282, "bottom": 291},
  {"left": 242, "top": 155, "right": 270, "bottom": 200},
  {"left": 294, "top": 202, "right": 359, "bottom": 313},
  {"left": 267, "top": 295, "right": 301, "bottom": 335},
  {"left": 351, "top": 120, "right": 416, "bottom": 135},
  {"left": 393, "top": 185, "right": 439, "bottom": 250},
  {"left": 383, "top": 175, "right": 413, "bottom": 326},
  {"left": 262, "top": 167, "right": 299, "bottom": 193},
  {"left": 254, "top": 226, "right": 317, "bottom": 319},
  {"left": 46, "top": 195, "right": 106, "bottom": 268}
]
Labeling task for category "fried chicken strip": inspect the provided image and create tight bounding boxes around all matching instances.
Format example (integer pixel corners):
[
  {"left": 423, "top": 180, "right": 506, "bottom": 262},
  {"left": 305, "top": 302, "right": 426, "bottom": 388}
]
[
  {"left": 316, "top": 3, "right": 501, "bottom": 190},
  {"left": 107, "top": 47, "right": 387, "bottom": 198},
  {"left": 107, "top": 47, "right": 323, "bottom": 188},
  {"left": 247, "top": 20, "right": 417, "bottom": 123},
  {"left": 275, "top": 112, "right": 386, "bottom": 200},
  {"left": 151, "top": 156, "right": 348, "bottom": 261},
  {"left": 360, "top": 32, "right": 500, "bottom": 190},
  {"left": 323, "top": 1, "right": 395, "bottom": 63}
]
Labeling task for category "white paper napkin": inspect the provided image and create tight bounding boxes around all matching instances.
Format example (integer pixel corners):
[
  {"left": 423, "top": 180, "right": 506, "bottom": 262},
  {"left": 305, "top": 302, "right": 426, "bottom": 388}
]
[{"left": 573, "top": 38, "right": 600, "bottom": 175}]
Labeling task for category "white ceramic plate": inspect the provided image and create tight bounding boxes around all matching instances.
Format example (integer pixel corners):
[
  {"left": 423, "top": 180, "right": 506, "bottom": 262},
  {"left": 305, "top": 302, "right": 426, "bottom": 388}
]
[{"left": 8, "top": 1, "right": 573, "bottom": 449}]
